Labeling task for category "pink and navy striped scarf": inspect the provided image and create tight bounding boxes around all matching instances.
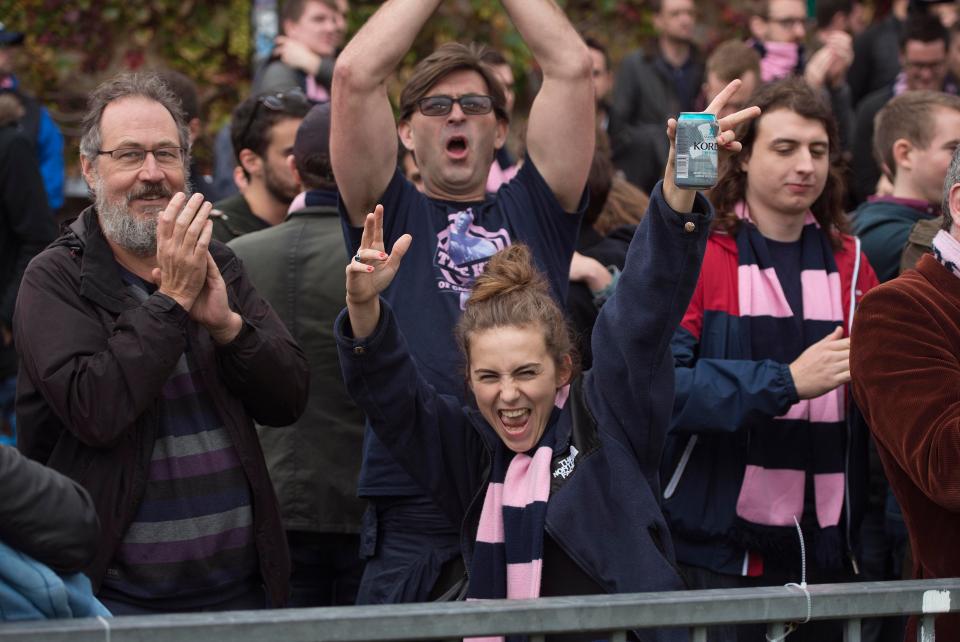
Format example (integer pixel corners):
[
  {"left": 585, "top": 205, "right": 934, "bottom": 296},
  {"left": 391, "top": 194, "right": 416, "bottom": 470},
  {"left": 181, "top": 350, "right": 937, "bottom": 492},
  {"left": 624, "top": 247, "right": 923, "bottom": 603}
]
[
  {"left": 730, "top": 202, "right": 847, "bottom": 570},
  {"left": 467, "top": 388, "right": 568, "bottom": 642},
  {"left": 932, "top": 229, "right": 960, "bottom": 279}
]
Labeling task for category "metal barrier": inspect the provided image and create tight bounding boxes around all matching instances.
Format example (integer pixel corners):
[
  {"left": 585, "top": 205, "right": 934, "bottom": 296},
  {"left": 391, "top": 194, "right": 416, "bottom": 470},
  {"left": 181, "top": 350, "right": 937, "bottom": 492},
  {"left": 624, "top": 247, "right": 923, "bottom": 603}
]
[{"left": 0, "top": 579, "right": 957, "bottom": 642}]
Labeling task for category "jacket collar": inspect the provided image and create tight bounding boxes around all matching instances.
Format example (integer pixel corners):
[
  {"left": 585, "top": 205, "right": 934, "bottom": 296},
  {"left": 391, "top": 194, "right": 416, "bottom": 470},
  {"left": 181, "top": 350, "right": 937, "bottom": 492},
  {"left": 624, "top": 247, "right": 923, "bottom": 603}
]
[
  {"left": 917, "top": 252, "right": 960, "bottom": 295},
  {"left": 287, "top": 204, "right": 339, "bottom": 221},
  {"left": 549, "top": 376, "right": 601, "bottom": 491},
  {"left": 65, "top": 205, "right": 242, "bottom": 314}
]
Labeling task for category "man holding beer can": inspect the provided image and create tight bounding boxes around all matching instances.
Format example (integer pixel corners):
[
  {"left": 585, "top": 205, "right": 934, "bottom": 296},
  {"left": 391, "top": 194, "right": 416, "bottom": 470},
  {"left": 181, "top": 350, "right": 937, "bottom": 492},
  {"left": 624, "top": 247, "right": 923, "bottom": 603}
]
[{"left": 661, "top": 77, "right": 879, "bottom": 642}]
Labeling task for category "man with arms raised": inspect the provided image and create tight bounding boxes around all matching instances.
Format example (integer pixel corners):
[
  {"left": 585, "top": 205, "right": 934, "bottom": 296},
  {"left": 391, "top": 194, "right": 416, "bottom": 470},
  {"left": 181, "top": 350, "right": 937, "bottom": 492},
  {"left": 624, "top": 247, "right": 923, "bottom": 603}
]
[
  {"left": 331, "top": 0, "right": 593, "bottom": 604},
  {"left": 14, "top": 73, "right": 308, "bottom": 613}
]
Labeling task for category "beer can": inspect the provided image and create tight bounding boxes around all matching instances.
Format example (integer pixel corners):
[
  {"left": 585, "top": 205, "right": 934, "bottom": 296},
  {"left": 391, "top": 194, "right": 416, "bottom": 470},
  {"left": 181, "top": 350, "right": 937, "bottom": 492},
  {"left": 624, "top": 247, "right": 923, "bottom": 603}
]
[{"left": 674, "top": 112, "right": 719, "bottom": 189}]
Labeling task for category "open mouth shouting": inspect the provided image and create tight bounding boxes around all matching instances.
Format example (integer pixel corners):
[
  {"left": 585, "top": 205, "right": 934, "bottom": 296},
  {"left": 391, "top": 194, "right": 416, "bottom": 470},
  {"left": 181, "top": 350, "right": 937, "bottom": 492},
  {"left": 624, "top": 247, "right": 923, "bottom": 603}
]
[
  {"left": 445, "top": 134, "right": 469, "bottom": 160},
  {"left": 497, "top": 407, "right": 531, "bottom": 435}
]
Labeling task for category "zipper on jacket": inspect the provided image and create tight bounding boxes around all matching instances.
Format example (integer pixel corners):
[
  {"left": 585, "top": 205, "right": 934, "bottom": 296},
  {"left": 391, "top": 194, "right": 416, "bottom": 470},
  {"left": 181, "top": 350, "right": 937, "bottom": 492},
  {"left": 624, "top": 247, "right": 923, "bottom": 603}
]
[
  {"left": 845, "top": 237, "right": 862, "bottom": 575},
  {"left": 663, "top": 435, "right": 697, "bottom": 499}
]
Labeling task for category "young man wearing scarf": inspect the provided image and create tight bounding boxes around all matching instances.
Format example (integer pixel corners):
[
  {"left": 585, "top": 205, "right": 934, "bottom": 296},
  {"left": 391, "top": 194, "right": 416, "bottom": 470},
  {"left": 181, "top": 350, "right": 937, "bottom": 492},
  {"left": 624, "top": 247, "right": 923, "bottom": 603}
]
[
  {"left": 850, "top": 145, "right": 960, "bottom": 642},
  {"left": 662, "top": 78, "right": 878, "bottom": 642}
]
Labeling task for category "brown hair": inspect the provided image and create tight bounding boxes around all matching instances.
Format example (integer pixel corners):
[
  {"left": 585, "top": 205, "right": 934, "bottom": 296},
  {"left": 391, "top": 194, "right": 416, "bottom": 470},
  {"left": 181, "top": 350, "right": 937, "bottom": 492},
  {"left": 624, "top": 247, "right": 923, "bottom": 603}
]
[
  {"left": 594, "top": 177, "right": 650, "bottom": 236},
  {"left": 874, "top": 91, "right": 960, "bottom": 181},
  {"left": 706, "top": 40, "right": 761, "bottom": 84},
  {"left": 709, "top": 77, "right": 849, "bottom": 247},
  {"left": 281, "top": 0, "right": 338, "bottom": 24},
  {"left": 456, "top": 244, "right": 579, "bottom": 381},
  {"left": 398, "top": 42, "right": 509, "bottom": 123}
]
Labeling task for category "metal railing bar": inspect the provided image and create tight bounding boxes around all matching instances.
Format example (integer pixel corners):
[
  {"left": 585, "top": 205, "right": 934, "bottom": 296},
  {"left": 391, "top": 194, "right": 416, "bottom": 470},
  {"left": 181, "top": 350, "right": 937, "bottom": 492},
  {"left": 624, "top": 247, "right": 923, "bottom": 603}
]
[
  {"left": 844, "top": 617, "right": 861, "bottom": 642},
  {"left": 609, "top": 630, "right": 627, "bottom": 642},
  {"left": 918, "top": 614, "right": 936, "bottom": 642},
  {"left": 690, "top": 626, "right": 707, "bottom": 642},
  {"left": 766, "top": 621, "right": 788, "bottom": 641},
  {"left": 0, "top": 579, "right": 956, "bottom": 642}
]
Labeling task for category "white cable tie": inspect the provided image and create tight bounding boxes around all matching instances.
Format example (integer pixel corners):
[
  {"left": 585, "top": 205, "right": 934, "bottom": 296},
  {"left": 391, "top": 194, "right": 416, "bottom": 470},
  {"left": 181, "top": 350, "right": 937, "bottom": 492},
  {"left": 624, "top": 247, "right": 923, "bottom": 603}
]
[
  {"left": 96, "top": 615, "right": 112, "bottom": 642},
  {"left": 765, "top": 516, "right": 813, "bottom": 640}
]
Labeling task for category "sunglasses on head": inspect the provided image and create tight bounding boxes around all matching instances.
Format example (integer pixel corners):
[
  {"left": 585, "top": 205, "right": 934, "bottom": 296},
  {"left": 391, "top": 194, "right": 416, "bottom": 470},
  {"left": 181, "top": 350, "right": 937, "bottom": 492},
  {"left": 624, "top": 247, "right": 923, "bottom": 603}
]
[
  {"left": 416, "top": 94, "right": 494, "bottom": 117},
  {"left": 237, "top": 87, "right": 309, "bottom": 148}
]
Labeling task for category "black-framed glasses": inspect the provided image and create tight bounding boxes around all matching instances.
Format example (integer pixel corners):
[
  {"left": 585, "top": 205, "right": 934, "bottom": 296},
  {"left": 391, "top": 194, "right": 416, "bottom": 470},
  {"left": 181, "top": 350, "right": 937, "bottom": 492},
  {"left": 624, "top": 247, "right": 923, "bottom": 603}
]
[
  {"left": 97, "top": 147, "right": 185, "bottom": 170},
  {"left": 237, "top": 87, "right": 309, "bottom": 148},
  {"left": 416, "top": 94, "right": 494, "bottom": 117}
]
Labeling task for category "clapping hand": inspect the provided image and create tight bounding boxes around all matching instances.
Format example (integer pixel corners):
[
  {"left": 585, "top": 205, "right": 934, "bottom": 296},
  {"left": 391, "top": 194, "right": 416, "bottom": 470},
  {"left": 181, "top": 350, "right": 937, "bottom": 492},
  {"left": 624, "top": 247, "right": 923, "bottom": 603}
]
[{"left": 153, "top": 192, "right": 241, "bottom": 344}]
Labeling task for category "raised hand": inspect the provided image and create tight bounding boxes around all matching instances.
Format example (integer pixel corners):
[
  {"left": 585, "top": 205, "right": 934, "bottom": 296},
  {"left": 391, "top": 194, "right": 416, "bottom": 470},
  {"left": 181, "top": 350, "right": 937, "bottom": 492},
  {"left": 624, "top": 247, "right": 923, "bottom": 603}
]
[
  {"left": 345, "top": 204, "right": 412, "bottom": 338},
  {"left": 663, "top": 79, "right": 762, "bottom": 213},
  {"left": 789, "top": 326, "right": 851, "bottom": 400},
  {"left": 274, "top": 35, "right": 322, "bottom": 76},
  {"left": 153, "top": 192, "right": 213, "bottom": 312}
]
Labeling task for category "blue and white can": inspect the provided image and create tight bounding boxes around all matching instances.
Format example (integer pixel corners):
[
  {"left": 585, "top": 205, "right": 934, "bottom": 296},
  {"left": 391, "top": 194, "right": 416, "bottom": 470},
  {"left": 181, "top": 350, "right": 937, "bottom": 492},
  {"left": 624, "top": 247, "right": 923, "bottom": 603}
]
[{"left": 674, "top": 112, "right": 719, "bottom": 190}]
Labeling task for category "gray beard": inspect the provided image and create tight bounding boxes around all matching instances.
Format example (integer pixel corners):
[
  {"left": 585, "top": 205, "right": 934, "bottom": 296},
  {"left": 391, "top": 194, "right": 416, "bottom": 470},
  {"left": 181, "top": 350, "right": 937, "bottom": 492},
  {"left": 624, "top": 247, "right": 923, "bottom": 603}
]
[{"left": 95, "top": 174, "right": 192, "bottom": 258}]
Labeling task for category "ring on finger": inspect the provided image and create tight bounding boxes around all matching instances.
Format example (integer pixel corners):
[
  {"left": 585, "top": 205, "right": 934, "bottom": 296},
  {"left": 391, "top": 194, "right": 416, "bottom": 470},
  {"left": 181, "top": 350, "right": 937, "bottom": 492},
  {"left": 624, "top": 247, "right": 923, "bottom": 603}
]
[{"left": 353, "top": 253, "right": 362, "bottom": 262}]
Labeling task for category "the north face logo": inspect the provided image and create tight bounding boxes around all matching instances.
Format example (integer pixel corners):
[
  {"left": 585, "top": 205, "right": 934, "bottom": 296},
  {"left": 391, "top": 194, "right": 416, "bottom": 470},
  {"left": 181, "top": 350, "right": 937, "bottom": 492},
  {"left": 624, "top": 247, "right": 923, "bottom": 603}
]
[{"left": 552, "top": 445, "right": 579, "bottom": 480}]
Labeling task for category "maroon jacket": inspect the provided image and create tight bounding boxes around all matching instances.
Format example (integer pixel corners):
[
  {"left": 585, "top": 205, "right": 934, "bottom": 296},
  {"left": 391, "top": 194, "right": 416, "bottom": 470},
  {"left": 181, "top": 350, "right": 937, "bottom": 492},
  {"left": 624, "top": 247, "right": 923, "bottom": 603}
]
[
  {"left": 13, "top": 206, "right": 308, "bottom": 607},
  {"left": 851, "top": 253, "right": 960, "bottom": 640}
]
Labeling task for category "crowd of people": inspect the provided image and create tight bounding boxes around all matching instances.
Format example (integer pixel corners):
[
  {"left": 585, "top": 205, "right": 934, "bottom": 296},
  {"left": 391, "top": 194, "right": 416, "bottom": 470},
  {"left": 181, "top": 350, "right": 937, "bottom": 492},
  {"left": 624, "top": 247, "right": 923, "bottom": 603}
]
[{"left": 3, "top": 0, "right": 960, "bottom": 641}]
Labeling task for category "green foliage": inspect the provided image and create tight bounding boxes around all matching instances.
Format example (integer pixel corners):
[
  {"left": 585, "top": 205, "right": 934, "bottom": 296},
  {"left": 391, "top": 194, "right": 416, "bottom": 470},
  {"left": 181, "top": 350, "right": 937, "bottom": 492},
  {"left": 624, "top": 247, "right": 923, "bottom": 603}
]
[
  {"left": 0, "top": 0, "right": 253, "bottom": 170},
  {"left": 0, "top": 0, "right": 759, "bottom": 172}
]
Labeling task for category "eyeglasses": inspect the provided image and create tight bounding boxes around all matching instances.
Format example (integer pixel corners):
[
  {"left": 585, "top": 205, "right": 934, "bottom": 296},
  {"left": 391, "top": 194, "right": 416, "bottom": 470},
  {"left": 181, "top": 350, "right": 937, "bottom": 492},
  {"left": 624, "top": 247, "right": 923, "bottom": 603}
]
[
  {"left": 97, "top": 147, "right": 184, "bottom": 170},
  {"left": 904, "top": 60, "right": 946, "bottom": 72},
  {"left": 237, "top": 87, "right": 309, "bottom": 149},
  {"left": 416, "top": 94, "right": 494, "bottom": 117},
  {"left": 766, "top": 16, "right": 807, "bottom": 29}
]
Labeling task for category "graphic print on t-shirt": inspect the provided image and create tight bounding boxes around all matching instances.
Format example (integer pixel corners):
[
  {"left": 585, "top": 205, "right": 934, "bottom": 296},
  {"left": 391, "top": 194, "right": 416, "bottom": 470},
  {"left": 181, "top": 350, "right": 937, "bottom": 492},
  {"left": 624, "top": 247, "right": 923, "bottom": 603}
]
[{"left": 434, "top": 207, "right": 510, "bottom": 308}]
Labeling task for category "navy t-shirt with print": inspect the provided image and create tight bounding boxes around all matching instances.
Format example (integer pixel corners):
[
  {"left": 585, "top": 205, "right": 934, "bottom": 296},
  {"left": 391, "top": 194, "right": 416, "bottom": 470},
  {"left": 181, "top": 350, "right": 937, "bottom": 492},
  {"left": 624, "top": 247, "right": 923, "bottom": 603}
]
[{"left": 340, "top": 159, "right": 584, "bottom": 495}]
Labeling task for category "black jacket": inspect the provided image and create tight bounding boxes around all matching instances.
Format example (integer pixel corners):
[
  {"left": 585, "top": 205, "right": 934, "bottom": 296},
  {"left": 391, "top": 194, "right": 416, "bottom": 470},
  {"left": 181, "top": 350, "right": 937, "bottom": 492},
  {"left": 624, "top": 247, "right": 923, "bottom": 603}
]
[
  {"left": 0, "top": 444, "right": 99, "bottom": 573},
  {"left": 14, "top": 207, "right": 309, "bottom": 605},
  {"left": 0, "top": 103, "right": 55, "bottom": 377}
]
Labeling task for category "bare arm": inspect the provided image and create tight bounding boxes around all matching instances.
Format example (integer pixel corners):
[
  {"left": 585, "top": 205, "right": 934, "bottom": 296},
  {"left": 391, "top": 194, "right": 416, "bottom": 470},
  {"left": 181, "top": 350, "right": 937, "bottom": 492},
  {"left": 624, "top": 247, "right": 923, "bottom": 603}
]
[
  {"left": 502, "top": 0, "right": 594, "bottom": 212},
  {"left": 331, "top": 0, "right": 442, "bottom": 226}
]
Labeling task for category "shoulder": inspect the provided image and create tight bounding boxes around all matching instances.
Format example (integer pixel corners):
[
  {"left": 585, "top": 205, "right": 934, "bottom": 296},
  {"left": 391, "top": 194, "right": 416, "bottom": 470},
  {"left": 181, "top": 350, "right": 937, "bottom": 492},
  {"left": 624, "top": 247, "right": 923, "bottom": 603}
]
[
  {"left": 21, "top": 240, "right": 80, "bottom": 297},
  {"left": 254, "top": 59, "right": 303, "bottom": 93},
  {"left": 705, "top": 231, "right": 737, "bottom": 260},
  {"left": 857, "top": 86, "right": 894, "bottom": 115},
  {"left": 228, "top": 221, "right": 289, "bottom": 255},
  {"left": 832, "top": 231, "right": 875, "bottom": 276},
  {"left": 858, "top": 268, "right": 930, "bottom": 316},
  {"left": 498, "top": 158, "right": 576, "bottom": 214},
  {"left": 0, "top": 125, "right": 32, "bottom": 156}
]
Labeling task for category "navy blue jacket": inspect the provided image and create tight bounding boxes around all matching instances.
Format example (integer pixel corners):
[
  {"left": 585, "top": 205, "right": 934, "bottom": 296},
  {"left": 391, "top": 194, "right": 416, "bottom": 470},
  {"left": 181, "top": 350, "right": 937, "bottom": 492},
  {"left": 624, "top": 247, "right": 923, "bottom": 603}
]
[
  {"left": 337, "top": 184, "right": 711, "bottom": 641},
  {"left": 663, "top": 231, "right": 878, "bottom": 576}
]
